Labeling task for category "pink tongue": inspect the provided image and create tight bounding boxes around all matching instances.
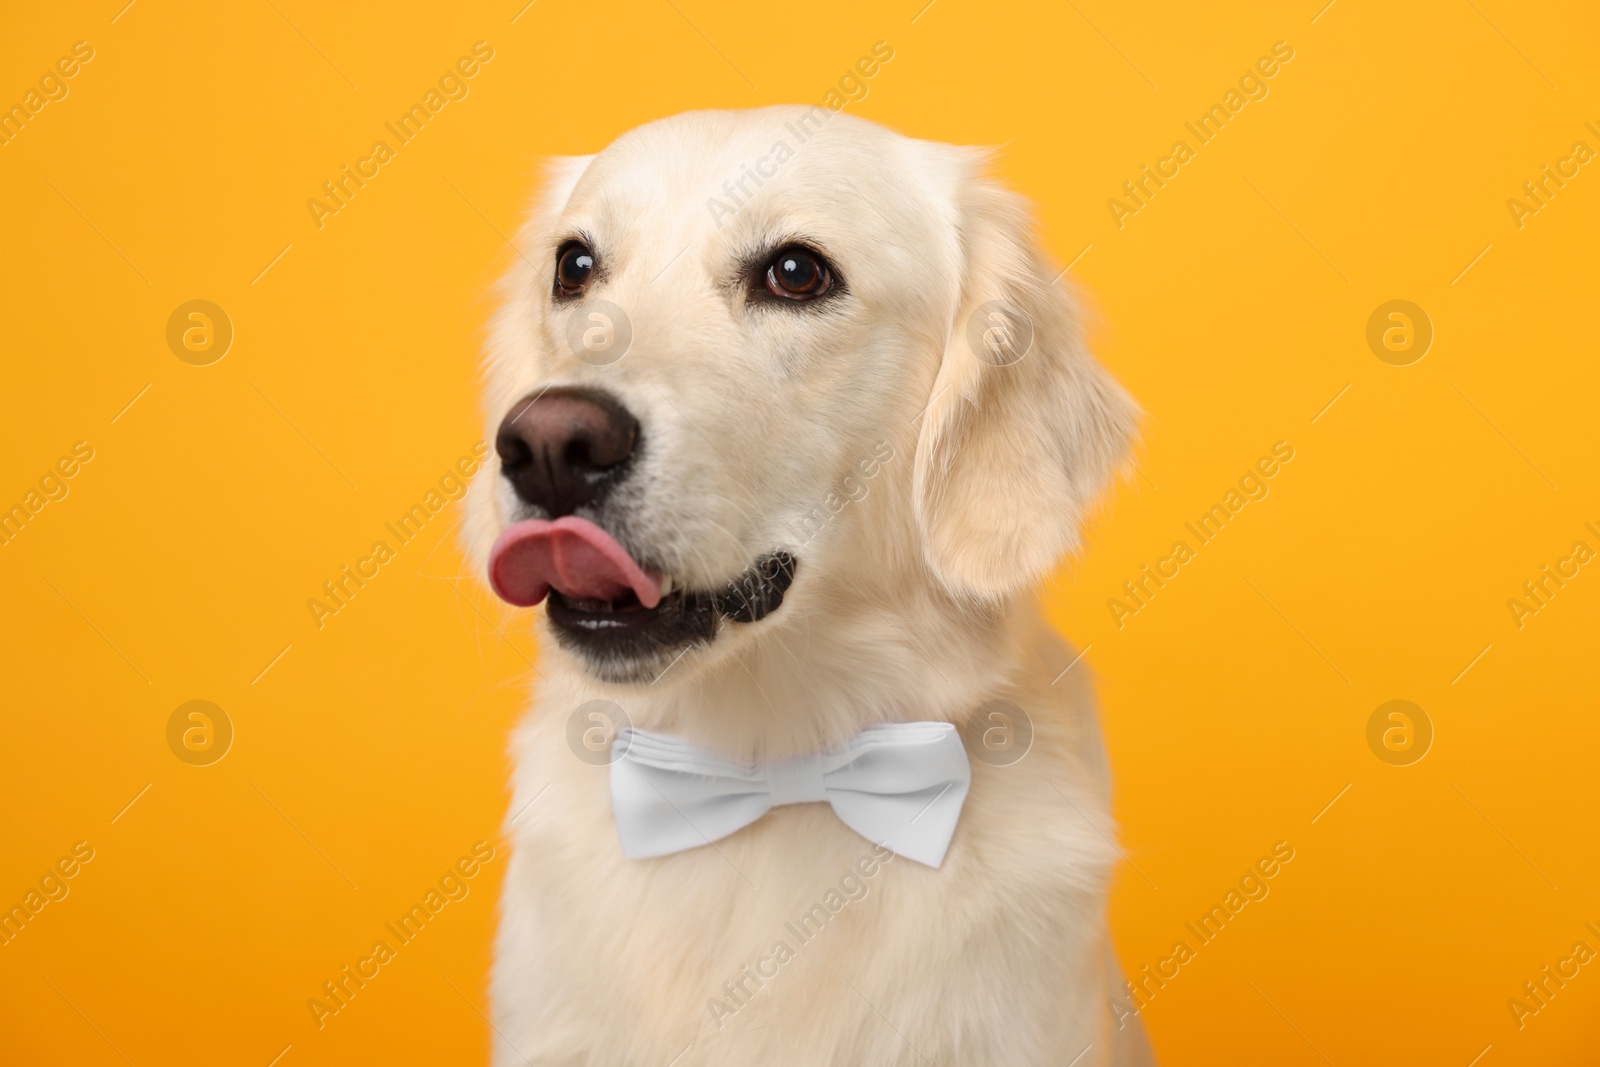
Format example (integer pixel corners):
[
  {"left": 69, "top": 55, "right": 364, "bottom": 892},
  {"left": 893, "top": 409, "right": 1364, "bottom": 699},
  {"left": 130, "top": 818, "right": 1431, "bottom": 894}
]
[{"left": 489, "top": 516, "right": 662, "bottom": 609}]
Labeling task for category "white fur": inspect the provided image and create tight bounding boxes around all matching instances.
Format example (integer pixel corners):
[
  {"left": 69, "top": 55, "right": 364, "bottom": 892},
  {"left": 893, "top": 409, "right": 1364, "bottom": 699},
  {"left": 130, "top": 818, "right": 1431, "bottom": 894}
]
[{"left": 465, "top": 106, "right": 1151, "bottom": 1065}]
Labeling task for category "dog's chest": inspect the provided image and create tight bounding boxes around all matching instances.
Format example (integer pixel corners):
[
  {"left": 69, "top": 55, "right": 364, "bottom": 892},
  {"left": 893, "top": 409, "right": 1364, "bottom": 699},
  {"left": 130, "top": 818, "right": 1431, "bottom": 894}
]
[{"left": 496, "top": 712, "right": 1118, "bottom": 1064}]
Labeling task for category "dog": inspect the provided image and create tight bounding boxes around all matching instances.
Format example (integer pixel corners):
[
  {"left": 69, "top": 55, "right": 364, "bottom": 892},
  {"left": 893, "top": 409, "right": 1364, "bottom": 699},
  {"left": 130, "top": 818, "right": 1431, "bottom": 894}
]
[{"left": 463, "top": 105, "right": 1152, "bottom": 1066}]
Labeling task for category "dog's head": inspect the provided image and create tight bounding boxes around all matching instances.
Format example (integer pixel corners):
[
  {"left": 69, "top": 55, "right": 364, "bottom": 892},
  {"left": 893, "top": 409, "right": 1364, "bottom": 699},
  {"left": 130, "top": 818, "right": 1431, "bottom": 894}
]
[{"left": 466, "top": 107, "right": 1135, "bottom": 687}]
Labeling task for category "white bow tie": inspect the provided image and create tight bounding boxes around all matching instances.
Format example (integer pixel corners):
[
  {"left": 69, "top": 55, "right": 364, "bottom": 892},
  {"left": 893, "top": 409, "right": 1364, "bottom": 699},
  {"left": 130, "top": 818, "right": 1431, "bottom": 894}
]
[{"left": 609, "top": 722, "right": 971, "bottom": 868}]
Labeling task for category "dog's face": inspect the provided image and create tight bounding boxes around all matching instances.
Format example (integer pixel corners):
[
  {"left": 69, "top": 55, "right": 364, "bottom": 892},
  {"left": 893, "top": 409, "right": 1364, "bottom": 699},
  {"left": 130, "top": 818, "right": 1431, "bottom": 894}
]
[{"left": 466, "top": 107, "right": 1135, "bottom": 686}]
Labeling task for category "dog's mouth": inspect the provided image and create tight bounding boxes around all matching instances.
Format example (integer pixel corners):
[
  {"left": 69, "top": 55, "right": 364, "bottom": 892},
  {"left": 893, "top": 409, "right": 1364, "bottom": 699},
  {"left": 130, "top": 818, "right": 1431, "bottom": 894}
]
[{"left": 488, "top": 516, "right": 795, "bottom": 678}]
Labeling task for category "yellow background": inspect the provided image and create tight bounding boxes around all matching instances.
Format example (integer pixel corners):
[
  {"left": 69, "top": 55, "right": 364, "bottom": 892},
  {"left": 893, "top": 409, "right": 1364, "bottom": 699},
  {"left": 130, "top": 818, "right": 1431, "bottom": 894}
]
[{"left": 2, "top": 0, "right": 1597, "bottom": 1063}]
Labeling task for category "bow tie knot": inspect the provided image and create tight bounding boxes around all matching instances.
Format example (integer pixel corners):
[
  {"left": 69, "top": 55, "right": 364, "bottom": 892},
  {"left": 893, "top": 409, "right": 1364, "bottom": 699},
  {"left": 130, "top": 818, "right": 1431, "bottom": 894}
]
[
  {"left": 766, "top": 754, "right": 830, "bottom": 805},
  {"left": 609, "top": 723, "right": 972, "bottom": 868}
]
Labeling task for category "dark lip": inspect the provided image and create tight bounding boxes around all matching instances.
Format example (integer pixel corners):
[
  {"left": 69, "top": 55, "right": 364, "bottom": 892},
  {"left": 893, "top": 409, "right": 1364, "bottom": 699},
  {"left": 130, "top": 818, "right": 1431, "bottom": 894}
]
[
  {"left": 544, "top": 552, "right": 797, "bottom": 668},
  {"left": 546, "top": 586, "right": 687, "bottom": 635}
]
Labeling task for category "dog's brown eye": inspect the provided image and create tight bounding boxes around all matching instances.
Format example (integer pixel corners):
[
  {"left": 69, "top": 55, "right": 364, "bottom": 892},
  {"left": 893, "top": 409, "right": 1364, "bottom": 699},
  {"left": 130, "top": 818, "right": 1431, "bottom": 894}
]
[
  {"left": 555, "top": 242, "right": 594, "bottom": 296},
  {"left": 765, "top": 248, "right": 832, "bottom": 300}
]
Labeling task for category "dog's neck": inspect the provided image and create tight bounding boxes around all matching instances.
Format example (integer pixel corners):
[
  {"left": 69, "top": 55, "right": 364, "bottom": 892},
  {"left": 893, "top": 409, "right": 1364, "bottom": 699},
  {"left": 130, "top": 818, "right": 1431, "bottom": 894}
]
[{"left": 547, "top": 568, "right": 1025, "bottom": 763}]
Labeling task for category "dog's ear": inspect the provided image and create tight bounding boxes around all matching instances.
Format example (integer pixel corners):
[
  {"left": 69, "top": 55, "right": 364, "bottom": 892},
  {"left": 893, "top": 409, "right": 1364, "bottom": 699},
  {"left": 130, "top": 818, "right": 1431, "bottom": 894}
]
[
  {"left": 528, "top": 155, "right": 594, "bottom": 228},
  {"left": 912, "top": 161, "right": 1137, "bottom": 601}
]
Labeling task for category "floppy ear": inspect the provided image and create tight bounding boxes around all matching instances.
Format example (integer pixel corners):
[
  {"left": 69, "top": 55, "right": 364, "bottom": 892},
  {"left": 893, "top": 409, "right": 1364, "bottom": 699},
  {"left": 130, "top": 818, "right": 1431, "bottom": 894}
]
[
  {"left": 913, "top": 163, "right": 1137, "bottom": 601},
  {"left": 524, "top": 154, "right": 595, "bottom": 233}
]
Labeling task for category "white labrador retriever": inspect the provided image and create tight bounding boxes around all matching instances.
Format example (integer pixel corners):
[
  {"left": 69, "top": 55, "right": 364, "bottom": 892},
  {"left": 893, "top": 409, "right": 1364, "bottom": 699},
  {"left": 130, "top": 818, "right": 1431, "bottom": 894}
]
[{"left": 464, "top": 105, "right": 1152, "bottom": 1066}]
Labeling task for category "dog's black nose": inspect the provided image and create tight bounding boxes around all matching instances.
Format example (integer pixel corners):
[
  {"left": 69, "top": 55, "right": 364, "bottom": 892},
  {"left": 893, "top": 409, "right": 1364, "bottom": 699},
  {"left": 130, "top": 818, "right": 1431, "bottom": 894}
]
[{"left": 496, "top": 387, "right": 639, "bottom": 517}]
